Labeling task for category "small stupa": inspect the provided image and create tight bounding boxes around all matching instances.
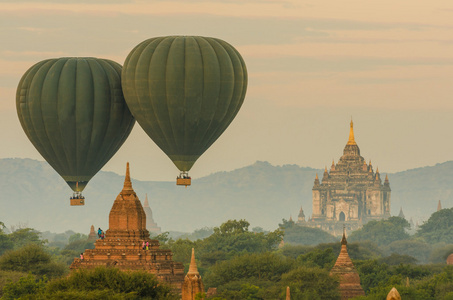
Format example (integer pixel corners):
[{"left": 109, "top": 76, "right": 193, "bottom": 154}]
[
  {"left": 143, "top": 194, "right": 161, "bottom": 234},
  {"left": 87, "top": 225, "right": 97, "bottom": 242},
  {"left": 330, "top": 227, "right": 365, "bottom": 299},
  {"left": 447, "top": 253, "right": 453, "bottom": 265},
  {"left": 386, "top": 287, "right": 401, "bottom": 300},
  {"left": 181, "top": 248, "right": 205, "bottom": 300},
  {"left": 70, "top": 163, "right": 184, "bottom": 289}
]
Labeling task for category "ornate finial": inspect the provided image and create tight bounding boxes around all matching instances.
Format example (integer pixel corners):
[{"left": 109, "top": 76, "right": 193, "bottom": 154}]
[
  {"left": 347, "top": 119, "right": 357, "bottom": 145},
  {"left": 324, "top": 166, "right": 328, "bottom": 173},
  {"left": 341, "top": 225, "right": 347, "bottom": 245},
  {"left": 315, "top": 173, "right": 319, "bottom": 180},
  {"left": 437, "top": 200, "right": 442, "bottom": 211},
  {"left": 286, "top": 286, "right": 290, "bottom": 300},
  {"left": 376, "top": 167, "right": 379, "bottom": 173},
  {"left": 122, "top": 162, "right": 133, "bottom": 192},
  {"left": 385, "top": 174, "right": 389, "bottom": 181},
  {"left": 187, "top": 248, "right": 199, "bottom": 275}
]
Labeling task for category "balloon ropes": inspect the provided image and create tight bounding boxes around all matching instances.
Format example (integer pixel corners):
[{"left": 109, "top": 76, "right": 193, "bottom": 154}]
[
  {"left": 122, "top": 36, "right": 248, "bottom": 186},
  {"left": 16, "top": 57, "right": 135, "bottom": 205}
]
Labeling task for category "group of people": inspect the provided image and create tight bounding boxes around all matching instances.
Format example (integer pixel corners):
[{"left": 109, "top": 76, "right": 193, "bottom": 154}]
[
  {"left": 142, "top": 241, "right": 150, "bottom": 250},
  {"left": 97, "top": 228, "right": 105, "bottom": 239}
]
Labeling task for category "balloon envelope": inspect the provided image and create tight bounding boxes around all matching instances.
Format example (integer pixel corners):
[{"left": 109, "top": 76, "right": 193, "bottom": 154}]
[
  {"left": 122, "top": 36, "right": 247, "bottom": 172},
  {"left": 16, "top": 57, "right": 135, "bottom": 192}
]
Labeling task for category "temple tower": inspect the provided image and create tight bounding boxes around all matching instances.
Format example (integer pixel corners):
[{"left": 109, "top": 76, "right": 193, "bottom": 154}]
[
  {"left": 182, "top": 248, "right": 205, "bottom": 300},
  {"left": 70, "top": 163, "right": 184, "bottom": 289},
  {"left": 143, "top": 194, "right": 161, "bottom": 234},
  {"left": 306, "top": 120, "right": 391, "bottom": 234},
  {"left": 87, "top": 225, "right": 96, "bottom": 242},
  {"left": 438, "top": 200, "right": 442, "bottom": 211},
  {"left": 330, "top": 228, "right": 365, "bottom": 299},
  {"left": 297, "top": 206, "right": 305, "bottom": 224}
]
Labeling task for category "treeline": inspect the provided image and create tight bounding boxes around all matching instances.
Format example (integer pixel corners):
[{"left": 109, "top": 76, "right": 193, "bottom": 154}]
[{"left": 0, "top": 208, "right": 453, "bottom": 299}]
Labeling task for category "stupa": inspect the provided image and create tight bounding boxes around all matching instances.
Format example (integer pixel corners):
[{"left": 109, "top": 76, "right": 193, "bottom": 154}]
[
  {"left": 330, "top": 227, "right": 365, "bottom": 299},
  {"left": 143, "top": 194, "right": 161, "bottom": 234},
  {"left": 182, "top": 248, "right": 205, "bottom": 300},
  {"left": 70, "top": 163, "right": 184, "bottom": 289},
  {"left": 87, "top": 225, "right": 97, "bottom": 242},
  {"left": 386, "top": 287, "right": 401, "bottom": 300}
]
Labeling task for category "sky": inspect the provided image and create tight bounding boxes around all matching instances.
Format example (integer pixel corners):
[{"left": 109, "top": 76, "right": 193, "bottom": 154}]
[{"left": 1, "top": 0, "right": 453, "bottom": 182}]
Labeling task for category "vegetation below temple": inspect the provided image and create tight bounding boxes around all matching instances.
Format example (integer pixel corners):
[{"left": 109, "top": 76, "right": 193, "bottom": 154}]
[
  {"left": 0, "top": 158, "right": 452, "bottom": 233},
  {"left": 1, "top": 211, "right": 453, "bottom": 299}
]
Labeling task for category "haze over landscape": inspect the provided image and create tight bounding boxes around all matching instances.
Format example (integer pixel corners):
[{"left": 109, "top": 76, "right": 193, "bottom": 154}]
[{"left": 1, "top": 0, "right": 453, "bottom": 183}]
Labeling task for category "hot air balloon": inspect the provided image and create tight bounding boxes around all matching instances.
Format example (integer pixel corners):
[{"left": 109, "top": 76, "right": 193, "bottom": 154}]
[
  {"left": 122, "top": 36, "right": 247, "bottom": 186},
  {"left": 16, "top": 57, "right": 135, "bottom": 205}
]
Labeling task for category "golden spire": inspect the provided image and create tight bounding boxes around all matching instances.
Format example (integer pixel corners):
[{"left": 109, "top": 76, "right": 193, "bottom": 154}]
[
  {"left": 376, "top": 167, "right": 379, "bottom": 173},
  {"left": 347, "top": 119, "right": 357, "bottom": 145},
  {"left": 315, "top": 173, "right": 319, "bottom": 180},
  {"left": 187, "top": 248, "right": 199, "bottom": 275},
  {"left": 286, "top": 286, "right": 290, "bottom": 300},
  {"left": 122, "top": 162, "right": 133, "bottom": 192},
  {"left": 324, "top": 166, "right": 328, "bottom": 173}
]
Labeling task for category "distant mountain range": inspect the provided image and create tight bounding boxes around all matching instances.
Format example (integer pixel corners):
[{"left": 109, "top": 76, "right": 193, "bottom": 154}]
[{"left": 0, "top": 158, "right": 451, "bottom": 234}]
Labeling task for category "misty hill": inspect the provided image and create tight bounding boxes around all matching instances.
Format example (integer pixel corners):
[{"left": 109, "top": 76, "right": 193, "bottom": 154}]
[{"left": 0, "top": 158, "right": 451, "bottom": 234}]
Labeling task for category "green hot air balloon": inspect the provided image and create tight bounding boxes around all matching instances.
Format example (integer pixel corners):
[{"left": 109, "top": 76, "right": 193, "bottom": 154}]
[
  {"left": 16, "top": 57, "right": 135, "bottom": 205},
  {"left": 122, "top": 36, "right": 247, "bottom": 186}
]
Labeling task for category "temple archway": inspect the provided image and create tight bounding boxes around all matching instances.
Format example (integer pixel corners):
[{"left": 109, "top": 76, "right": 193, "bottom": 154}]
[{"left": 339, "top": 211, "right": 346, "bottom": 221}]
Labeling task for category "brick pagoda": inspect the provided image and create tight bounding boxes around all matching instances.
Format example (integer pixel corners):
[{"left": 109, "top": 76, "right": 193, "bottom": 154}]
[
  {"left": 70, "top": 163, "right": 184, "bottom": 289},
  {"left": 182, "top": 248, "right": 205, "bottom": 300},
  {"left": 330, "top": 228, "right": 365, "bottom": 299}
]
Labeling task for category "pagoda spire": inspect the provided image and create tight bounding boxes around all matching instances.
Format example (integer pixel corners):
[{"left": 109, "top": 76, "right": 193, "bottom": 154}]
[
  {"left": 347, "top": 119, "right": 357, "bottom": 145},
  {"left": 437, "top": 200, "right": 442, "bottom": 211},
  {"left": 187, "top": 248, "right": 199, "bottom": 275},
  {"left": 144, "top": 193, "right": 150, "bottom": 207},
  {"left": 286, "top": 286, "right": 290, "bottom": 300},
  {"left": 122, "top": 162, "right": 133, "bottom": 193}
]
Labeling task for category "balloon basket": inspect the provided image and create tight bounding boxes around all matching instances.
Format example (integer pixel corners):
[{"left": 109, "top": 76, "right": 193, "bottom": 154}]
[
  {"left": 70, "top": 192, "right": 85, "bottom": 206},
  {"left": 177, "top": 172, "right": 191, "bottom": 187}
]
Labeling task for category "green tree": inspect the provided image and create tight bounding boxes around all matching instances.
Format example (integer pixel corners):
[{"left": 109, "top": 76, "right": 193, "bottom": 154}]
[
  {"left": 205, "top": 252, "right": 294, "bottom": 288},
  {"left": 198, "top": 220, "right": 283, "bottom": 266},
  {"left": 1, "top": 273, "right": 46, "bottom": 300},
  {"left": 282, "top": 226, "right": 337, "bottom": 246},
  {"left": 68, "top": 233, "right": 88, "bottom": 244},
  {"left": 384, "top": 239, "right": 432, "bottom": 263},
  {"left": 279, "top": 267, "right": 340, "bottom": 300},
  {"left": 297, "top": 248, "right": 336, "bottom": 269},
  {"left": 349, "top": 217, "right": 410, "bottom": 246},
  {"left": 417, "top": 208, "right": 453, "bottom": 244},
  {"left": 8, "top": 228, "right": 46, "bottom": 249},
  {"left": 0, "top": 244, "right": 66, "bottom": 279},
  {"left": 44, "top": 267, "right": 178, "bottom": 299}
]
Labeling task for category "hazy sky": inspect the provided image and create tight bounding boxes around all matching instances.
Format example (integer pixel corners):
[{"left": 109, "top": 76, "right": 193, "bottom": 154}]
[{"left": 1, "top": 0, "right": 453, "bottom": 182}]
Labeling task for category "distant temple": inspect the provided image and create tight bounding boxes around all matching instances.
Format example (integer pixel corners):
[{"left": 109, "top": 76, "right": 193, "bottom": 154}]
[
  {"left": 299, "top": 120, "right": 391, "bottom": 233},
  {"left": 87, "top": 225, "right": 97, "bottom": 242},
  {"left": 70, "top": 163, "right": 184, "bottom": 289},
  {"left": 330, "top": 228, "right": 365, "bottom": 299},
  {"left": 143, "top": 194, "right": 161, "bottom": 234}
]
